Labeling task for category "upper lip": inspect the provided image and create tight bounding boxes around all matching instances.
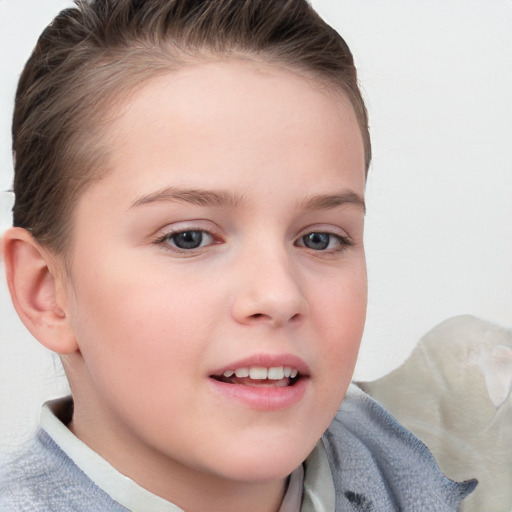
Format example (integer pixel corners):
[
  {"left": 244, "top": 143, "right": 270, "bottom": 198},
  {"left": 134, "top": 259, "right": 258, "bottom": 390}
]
[{"left": 209, "top": 353, "right": 310, "bottom": 377}]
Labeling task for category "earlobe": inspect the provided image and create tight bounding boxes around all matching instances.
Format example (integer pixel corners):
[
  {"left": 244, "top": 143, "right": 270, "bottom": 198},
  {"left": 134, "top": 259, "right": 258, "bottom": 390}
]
[{"left": 1, "top": 227, "right": 78, "bottom": 354}]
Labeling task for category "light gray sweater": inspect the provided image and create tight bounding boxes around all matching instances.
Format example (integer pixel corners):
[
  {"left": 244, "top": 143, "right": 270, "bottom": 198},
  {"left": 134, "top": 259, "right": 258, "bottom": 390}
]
[{"left": 0, "top": 385, "right": 476, "bottom": 511}]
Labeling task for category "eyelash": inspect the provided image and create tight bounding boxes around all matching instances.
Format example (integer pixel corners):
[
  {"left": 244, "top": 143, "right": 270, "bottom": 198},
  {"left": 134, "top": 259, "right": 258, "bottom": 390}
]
[
  {"left": 154, "top": 228, "right": 353, "bottom": 254},
  {"left": 295, "top": 232, "right": 353, "bottom": 252}
]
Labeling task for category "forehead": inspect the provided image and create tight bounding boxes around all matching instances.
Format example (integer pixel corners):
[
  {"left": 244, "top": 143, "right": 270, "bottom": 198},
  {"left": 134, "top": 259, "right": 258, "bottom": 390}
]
[{"left": 87, "top": 59, "right": 365, "bottom": 206}]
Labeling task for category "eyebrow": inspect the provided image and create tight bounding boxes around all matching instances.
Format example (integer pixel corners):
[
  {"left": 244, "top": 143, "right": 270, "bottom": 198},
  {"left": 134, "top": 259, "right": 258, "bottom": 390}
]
[
  {"left": 129, "top": 186, "right": 245, "bottom": 210},
  {"left": 299, "top": 191, "right": 366, "bottom": 214},
  {"left": 129, "top": 186, "right": 365, "bottom": 214}
]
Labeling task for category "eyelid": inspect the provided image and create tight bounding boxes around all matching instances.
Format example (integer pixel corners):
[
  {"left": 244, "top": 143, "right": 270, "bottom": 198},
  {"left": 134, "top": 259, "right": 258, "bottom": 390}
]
[
  {"left": 154, "top": 219, "right": 220, "bottom": 237},
  {"left": 296, "top": 223, "right": 351, "bottom": 240}
]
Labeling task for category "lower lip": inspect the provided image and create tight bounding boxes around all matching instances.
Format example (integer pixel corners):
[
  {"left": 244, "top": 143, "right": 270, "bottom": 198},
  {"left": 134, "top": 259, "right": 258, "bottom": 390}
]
[{"left": 208, "top": 377, "right": 308, "bottom": 411}]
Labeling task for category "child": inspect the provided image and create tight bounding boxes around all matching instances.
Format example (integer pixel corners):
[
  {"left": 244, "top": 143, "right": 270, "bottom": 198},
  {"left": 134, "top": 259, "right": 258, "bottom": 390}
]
[{"left": 0, "top": 1, "right": 475, "bottom": 510}]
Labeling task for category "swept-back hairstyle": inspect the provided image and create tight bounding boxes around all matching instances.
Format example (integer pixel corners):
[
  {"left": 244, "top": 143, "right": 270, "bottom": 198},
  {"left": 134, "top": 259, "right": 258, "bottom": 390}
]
[{"left": 12, "top": 0, "right": 371, "bottom": 253}]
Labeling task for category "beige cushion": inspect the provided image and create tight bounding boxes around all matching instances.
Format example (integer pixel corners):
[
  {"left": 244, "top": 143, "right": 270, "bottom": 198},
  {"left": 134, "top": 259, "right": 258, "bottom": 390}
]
[{"left": 358, "top": 315, "right": 512, "bottom": 512}]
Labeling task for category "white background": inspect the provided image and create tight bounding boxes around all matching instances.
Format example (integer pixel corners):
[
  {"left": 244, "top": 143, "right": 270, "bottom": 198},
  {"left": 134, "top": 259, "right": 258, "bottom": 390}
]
[{"left": 1, "top": 0, "right": 511, "bottom": 450}]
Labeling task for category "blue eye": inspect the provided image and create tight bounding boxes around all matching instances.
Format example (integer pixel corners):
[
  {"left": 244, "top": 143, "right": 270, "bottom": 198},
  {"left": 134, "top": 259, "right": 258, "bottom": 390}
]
[
  {"left": 298, "top": 232, "right": 351, "bottom": 251},
  {"left": 302, "top": 232, "right": 330, "bottom": 250},
  {"left": 164, "top": 230, "right": 214, "bottom": 250}
]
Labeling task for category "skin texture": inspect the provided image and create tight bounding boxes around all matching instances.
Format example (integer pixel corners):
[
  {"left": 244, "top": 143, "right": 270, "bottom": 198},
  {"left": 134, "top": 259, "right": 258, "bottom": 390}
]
[{"left": 3, "top": 60, "right": 367, "bottom": 512}]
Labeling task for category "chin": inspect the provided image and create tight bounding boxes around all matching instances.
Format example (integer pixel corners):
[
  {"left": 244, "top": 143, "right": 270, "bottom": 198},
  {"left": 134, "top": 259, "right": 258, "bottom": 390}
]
[{"left": 208, "top": 436, "right": 316, "bottom": 483}]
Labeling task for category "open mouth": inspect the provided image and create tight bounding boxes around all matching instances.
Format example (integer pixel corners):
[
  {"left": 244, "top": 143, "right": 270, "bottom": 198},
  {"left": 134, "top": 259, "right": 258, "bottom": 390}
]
[{"left": 211, "top": 366, "right": 301, "bottom": 388}]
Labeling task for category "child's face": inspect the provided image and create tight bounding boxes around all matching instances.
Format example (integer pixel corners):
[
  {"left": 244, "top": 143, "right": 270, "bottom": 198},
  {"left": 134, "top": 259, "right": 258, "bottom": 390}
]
[{"left": 62, "top": 60, "right": 366, "bottom": 490}]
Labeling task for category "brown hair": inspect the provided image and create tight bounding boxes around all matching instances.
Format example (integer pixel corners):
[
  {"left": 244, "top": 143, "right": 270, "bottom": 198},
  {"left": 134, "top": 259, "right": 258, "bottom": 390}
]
[{"left": 12, "top": 0, "right": 371, "bottom": 253}]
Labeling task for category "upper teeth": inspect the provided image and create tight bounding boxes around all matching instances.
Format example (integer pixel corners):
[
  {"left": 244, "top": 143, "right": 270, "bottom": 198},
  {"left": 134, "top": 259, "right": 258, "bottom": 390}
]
[{"left": 223, "top": 366, "right": 298, "bottom": 380}]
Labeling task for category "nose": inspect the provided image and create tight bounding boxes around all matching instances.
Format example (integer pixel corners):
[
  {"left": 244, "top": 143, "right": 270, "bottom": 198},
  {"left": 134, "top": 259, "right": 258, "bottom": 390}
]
[{"left": 230, "top": 248, "right": 309, "bottom": 328}]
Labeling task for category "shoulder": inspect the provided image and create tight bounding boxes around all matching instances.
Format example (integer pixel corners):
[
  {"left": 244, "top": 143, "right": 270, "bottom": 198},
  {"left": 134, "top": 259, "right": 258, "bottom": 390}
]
[
  {"left": 0, "top": 430, "right": 127, "bottom": 512},
  {"left": 322, "top": 384, "right": 476, "bottom": 512}
]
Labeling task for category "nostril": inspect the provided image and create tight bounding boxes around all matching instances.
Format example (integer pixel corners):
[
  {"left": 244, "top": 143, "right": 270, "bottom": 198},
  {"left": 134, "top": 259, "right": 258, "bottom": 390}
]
[{"left": 247, "top": 312, "right": 303, "bottom": 326}]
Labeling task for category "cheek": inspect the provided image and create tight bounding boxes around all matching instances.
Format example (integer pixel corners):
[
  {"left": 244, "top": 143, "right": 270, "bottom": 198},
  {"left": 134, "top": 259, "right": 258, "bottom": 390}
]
[
  {"left": 67, "top": 261, "right": 223, "bottom": 389},
  {"left": 310, "top": 265, "right": 367, "bottom": 394},
  {"left": 313, "top": 259, "right": 367, "bottom": 332},
  {"left": 67, "top": 276, "right": 219, "bottom": 445}
]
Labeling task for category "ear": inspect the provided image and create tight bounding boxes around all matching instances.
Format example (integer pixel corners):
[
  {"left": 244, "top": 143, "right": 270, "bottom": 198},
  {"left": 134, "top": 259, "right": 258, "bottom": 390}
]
[{"left": 1, "top": 227, "right": 78, "bottom": 354}]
